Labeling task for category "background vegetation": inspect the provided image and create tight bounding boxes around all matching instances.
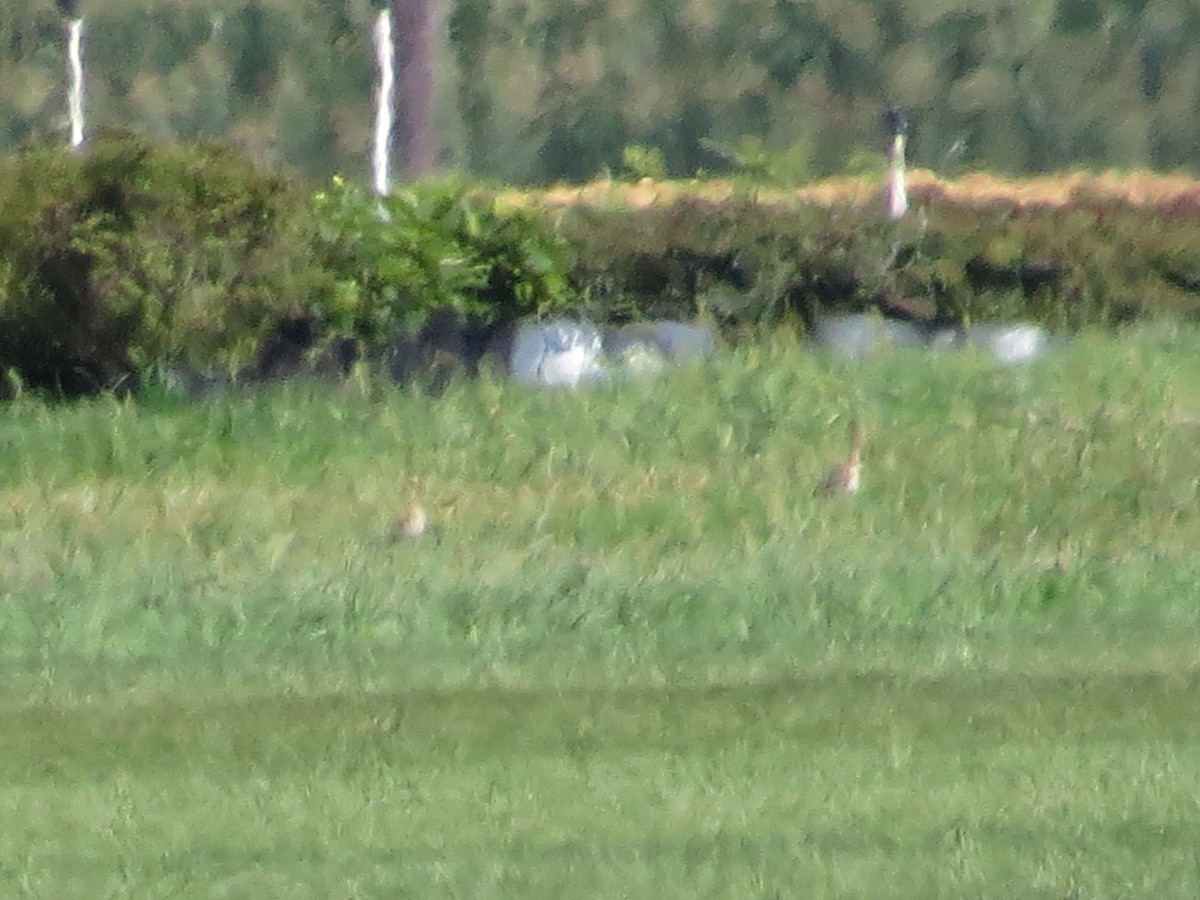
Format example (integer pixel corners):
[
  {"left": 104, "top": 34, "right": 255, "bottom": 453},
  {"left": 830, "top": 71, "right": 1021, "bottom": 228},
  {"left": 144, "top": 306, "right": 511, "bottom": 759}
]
[
  {"left": 4, "top": 133, "right": 1200, "bottom": 396},
  {"left": 0, "top": 133, "right": 323, "bottom": 394},
  {"left": 2, "top": 0, "right": 1199, "bottom": 185},
  {"left": 5, "top": 4, "right": 1200, "bottom": 892},
  {"left": 0, "top": 135, "right": 574, "bottom": 394},
  {"left": 2, "top": 328, "right": 1200, "bottom": 894}
]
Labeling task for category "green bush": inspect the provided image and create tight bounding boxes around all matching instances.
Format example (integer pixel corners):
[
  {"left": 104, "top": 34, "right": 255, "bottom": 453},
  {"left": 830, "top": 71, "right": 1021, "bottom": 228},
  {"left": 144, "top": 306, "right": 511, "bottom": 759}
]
[
  {"left": 6, "top": 130, "right": 1200, "bottom": 401},
  {"left": 0, "top": 132, "right": 327, "bottom": 394},
  {"left": 0, "top": 136, "right": 579, "bottom": 397},
  {"left": 555, "top": 181, "right": 1200, "bottom": 333},
  {"left": 308, "top": 175, "right": 574, "bottom": 342}
]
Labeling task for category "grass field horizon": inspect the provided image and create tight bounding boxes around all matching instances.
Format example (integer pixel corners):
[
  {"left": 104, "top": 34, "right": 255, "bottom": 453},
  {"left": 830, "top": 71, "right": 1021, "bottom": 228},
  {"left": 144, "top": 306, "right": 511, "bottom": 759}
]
[{"left": 3, "top": 324, "right": 1200, "bottom": 896}]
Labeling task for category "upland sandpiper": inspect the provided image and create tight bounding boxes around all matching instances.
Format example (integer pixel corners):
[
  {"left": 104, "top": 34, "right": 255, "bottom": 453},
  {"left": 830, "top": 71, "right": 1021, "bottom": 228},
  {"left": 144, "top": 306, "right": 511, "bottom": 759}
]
[
  {"left": 393, "top": 477, "right": 430, "bottom": 539},
  {"left": 393, "top": 501, "right": 429, "bottom": 538},
  {"left": 814, "top": 423, "right": 865, "bottom": 496}
]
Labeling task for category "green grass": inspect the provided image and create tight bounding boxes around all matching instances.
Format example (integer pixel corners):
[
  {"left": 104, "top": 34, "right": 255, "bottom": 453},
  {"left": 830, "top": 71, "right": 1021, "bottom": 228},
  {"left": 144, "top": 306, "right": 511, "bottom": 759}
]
[{"left": 3, "top": 325, "right": 1200, "bottom": 896}]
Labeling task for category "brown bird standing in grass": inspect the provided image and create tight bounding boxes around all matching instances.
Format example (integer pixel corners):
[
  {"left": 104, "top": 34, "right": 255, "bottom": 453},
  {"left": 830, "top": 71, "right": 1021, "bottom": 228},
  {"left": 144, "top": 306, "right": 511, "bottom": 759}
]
[
  {"left": 393, "top": 501, "right": 429, "bottom": 538},
  {"left": 814, "top": 423, "right": 865, "bottom": 496},
  {"left": 392, "top": 477, "right": 430, "bottom": 539}
]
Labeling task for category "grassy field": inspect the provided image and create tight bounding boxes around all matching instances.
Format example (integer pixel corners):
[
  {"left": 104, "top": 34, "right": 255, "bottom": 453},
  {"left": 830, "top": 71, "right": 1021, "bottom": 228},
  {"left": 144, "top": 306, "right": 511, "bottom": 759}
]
[{"left": 3, "top": 325, "right": 1200, "bottom": 897}]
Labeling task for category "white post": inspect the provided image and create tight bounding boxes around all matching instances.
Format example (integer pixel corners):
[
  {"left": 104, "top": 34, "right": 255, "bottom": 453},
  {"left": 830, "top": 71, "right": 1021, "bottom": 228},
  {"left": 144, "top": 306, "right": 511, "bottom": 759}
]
[
  {"left": 372, "top": 8, "right": 395, "bottom": 196},
  {"left": 886, "top": 131, "right": 907, "bottom": 220},
  {"left": 67, "top": 17, "right": 85, "bottom": 148}
]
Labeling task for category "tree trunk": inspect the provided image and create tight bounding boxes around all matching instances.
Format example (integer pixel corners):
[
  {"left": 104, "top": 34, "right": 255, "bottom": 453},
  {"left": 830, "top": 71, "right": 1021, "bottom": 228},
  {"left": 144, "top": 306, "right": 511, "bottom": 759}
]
[
  {"left": 448, "top": 0, "right": 492, "bottom": 174},
  {"left": 392, "top": 0, "right": 435, "bottom": 178}
]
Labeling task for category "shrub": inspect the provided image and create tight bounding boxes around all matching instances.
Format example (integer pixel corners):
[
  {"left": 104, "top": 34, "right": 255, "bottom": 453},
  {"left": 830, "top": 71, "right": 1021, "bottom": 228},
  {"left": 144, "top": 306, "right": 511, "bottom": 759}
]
[
  {"left": 548, "top": 176, "right": 1200, "bottom": 333},
  {"left": 0, "top": 132, "right": 327, "bottom": 394},
  {"left": 308, "top": 176, "right": 574, "bottom": 343},
  {"left": 0, "top": 136, "right": 578, "bottom": 398}
]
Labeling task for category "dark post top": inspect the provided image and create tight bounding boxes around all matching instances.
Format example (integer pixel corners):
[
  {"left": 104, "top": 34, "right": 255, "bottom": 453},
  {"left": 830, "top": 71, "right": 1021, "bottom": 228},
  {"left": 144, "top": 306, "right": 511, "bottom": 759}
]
[{"left": 884, "top": 107, "right": 908, "bottom": 138}]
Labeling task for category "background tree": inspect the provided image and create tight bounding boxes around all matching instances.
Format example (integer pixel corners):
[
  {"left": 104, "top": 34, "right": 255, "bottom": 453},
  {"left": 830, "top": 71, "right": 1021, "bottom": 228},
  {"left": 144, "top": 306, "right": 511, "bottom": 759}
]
[
  {"left": 447, "top": 0, "right": 491, "bottom": 174},
  {"left": 1, "top": 0, "right": 1197, "bottom": 184},
  {"left": 392, "top": 0, "right": 436, "bottom": 178}
]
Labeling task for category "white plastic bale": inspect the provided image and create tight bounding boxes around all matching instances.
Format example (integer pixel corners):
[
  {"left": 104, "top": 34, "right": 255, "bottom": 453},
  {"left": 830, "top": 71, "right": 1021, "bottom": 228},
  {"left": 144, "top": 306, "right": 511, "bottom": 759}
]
[
  {"left": 510, "top": 319, "right": 607, "bottom": 387},
  {"left": 647, "top": 321, "right": 716, "bottom": 361},
  {"left": 811, "top": 314, "right": 924, "bottom": 358},
  {"left": 604, "top": 321, "right": 716, "bottom": 377},
  {"left": 615, "top": 341, "right": 667, "bottom": 378},
  {"left": 968, "top": 323, "right": 1050, "bottom": 365}
]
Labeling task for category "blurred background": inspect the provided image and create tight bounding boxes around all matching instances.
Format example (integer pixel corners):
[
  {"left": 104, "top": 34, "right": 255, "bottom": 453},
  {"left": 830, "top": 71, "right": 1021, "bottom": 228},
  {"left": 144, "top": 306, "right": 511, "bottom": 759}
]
[{"left": 3, "top": 0, "right": 1198, "bottom": 186}]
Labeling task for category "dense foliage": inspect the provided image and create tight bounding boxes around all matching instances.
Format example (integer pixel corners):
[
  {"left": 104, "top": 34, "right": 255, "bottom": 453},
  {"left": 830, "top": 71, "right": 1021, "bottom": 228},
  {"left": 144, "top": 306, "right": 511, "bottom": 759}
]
[
  {"left": 4, "top": 133, "right": 1200, "bottom": 398},
  {"left": 1, "top": 1, "right": 1198, "bottom": 184},
  {"left": 311, "top": 174, "right": 572, "bottom": 341},
  {"left": 547, "top": 172, "right": 1200, "bottom": 333},
  {"left": 0, "top": 136, "right": 573, "bottom": 395},
  {"left": 0, "top": 133, "right": 322, "bottom": 394}
]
